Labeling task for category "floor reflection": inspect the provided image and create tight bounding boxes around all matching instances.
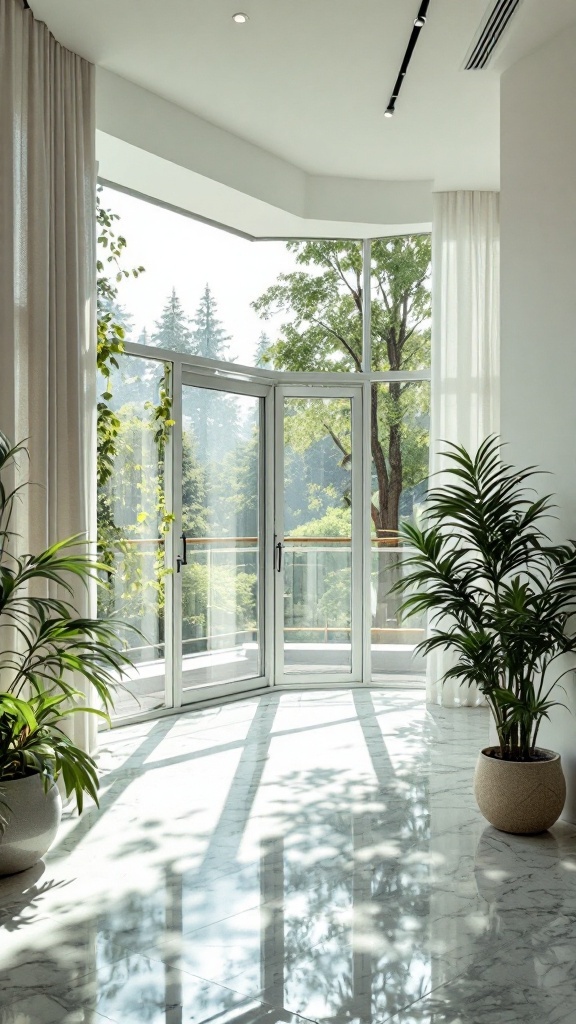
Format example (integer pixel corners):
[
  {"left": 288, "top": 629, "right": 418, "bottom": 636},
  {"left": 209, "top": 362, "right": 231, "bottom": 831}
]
[{"left": 1, "top": 690, "right": 576, "bottom": 1024}]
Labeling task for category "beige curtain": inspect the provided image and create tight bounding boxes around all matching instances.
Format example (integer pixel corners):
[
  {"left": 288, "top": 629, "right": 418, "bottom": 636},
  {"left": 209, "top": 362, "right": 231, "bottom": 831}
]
[
  {"left": 0, "top": 0, "right": 96, "bottom": 750},
  {"left": 428, "top": 191, "right": 500, "bottom": 707}
]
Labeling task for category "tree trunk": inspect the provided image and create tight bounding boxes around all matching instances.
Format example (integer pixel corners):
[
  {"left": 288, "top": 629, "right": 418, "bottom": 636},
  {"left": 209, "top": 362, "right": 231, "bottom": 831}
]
[
  {"left": 323, "top": 381, "right": 405, "bottom": 636},
  {"left": 371, "top": 382, "right": 403, "bottom": 632}
]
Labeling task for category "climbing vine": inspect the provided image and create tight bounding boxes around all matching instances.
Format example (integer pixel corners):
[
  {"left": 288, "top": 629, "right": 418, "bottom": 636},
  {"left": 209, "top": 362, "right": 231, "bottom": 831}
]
[
  {"left": 96, "top": 189, "right": 145, "bottom": 488},
  {"left": 146, "top": 363, "right": 176, "bottom": 537},
  {"left": 96, "top": 191, "right": 175, "bottom": 618}
]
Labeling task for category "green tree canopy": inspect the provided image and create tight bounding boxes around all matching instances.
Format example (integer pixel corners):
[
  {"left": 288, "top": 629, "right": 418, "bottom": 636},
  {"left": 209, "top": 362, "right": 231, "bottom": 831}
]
[
  {"left": 253, "top": 241, "right": 363, "bottom": 372},
  {"left": 370, "top": 235, "right": 431, "bottom": 372}
]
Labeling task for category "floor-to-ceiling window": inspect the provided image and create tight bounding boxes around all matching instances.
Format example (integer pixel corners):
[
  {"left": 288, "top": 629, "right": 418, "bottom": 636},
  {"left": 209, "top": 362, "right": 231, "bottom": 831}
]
[
  {"left": 97, "top": 184, "right": 430, "bottom": 721},
  {"left": 368, "top": 238, "right": 431, "bottom": 679}
]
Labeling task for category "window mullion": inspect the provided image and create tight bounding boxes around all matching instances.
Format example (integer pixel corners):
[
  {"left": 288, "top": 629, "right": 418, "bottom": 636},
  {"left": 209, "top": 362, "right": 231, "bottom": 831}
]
[{"left": 362, "top": 238, "right": 372, "bottom": 373}]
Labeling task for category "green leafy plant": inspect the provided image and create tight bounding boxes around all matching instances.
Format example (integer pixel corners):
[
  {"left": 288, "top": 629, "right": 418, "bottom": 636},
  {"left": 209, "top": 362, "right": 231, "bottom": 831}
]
[
  {"left": 96, "top": 193, "right": 175, "bottom": 641},
  {"left": 0, "top": 433, "right": 134, "bottom": 828},
  {"left": 394, "top": 436, "right": 576, "bottom": 761},
  {"left": 96, "top": 188, "right": 145, "bottom": 490},
  {"left": 0, "top": 691, "right": 102, "bottom": 812}
]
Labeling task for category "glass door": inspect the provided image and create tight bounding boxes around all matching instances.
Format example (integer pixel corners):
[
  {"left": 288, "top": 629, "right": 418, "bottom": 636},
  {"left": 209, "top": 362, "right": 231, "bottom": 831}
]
[
  {"left": 176, "top": 373, "right": 273, "bottom": 703},
  {"left": 274, "top": 386, "right": 363, "bottom": 684}
]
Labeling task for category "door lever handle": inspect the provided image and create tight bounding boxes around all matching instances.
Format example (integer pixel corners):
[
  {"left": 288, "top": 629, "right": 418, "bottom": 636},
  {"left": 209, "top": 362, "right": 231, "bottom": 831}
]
[
  {"left": 276, "top": 541, "right": 283, "bottom": 572},
  {"left": 177, "top": 532, "right": 188, "bottom": 573}
]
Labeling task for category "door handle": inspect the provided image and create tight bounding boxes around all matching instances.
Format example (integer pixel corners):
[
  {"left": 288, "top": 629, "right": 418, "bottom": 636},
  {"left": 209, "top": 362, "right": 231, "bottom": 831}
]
[
  {"left": 276, "top": 541, "right": 283, "bottom": 572},
  {"left": 177, "top": 532, "right": 188, "bottom": 573}
]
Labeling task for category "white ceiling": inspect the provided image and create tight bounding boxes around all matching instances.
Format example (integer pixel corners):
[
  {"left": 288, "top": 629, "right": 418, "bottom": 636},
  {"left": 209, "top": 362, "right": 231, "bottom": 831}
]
[{"left": 30, "top": 0, "right": 576, "bottom": 206}]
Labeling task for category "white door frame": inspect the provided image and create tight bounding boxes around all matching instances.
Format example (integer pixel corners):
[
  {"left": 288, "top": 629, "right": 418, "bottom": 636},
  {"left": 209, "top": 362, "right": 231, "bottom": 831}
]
[
  {"left": 273, "top": 384, "right": 364, "bottom": 687},
  {"left": 112, "top": 346, "right": 375, "bottom": 723},
  {"left": 176, "top": 370, "right": 275, "bottom": 706}
]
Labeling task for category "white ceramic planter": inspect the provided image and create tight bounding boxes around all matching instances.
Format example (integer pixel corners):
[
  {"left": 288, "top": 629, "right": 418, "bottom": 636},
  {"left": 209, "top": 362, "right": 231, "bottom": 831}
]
[
  {"left": 0, "top": 774, "right": 62, "bottom": 876},
  {"left": 474, "top": 746, "right": 566, "bottom": 834}
]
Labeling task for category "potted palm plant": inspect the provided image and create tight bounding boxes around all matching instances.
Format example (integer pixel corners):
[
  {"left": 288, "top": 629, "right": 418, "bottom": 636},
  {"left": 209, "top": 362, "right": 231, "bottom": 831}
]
[
  {"left": 394, "top": 436, "right": 576, "bottom": 834},
  {"left": 0, "top": 434, "right": 133, "bottom": 875}
]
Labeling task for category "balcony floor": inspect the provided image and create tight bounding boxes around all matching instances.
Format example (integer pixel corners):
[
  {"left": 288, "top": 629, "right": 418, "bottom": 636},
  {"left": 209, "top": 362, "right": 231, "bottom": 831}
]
[{"left": 1, "top": 689, "right": 575, "bottom": 1024}]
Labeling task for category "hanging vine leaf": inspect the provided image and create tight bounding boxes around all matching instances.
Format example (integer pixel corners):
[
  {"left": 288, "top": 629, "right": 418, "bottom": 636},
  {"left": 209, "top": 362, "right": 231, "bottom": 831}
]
[
  {"left": 96, "top": 189, "right": 145, "bottom": 490},
  {"left": 145, "top": 364, "right": 176, "bottom": 536},
  {"left": 96, "top": 189, "right": 146, "bottom": 587}
]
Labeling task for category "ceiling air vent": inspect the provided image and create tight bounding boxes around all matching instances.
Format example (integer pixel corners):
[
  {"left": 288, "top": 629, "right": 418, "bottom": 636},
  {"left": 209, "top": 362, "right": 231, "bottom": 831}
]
[{"left": 464, "top": 0, "right": 524, "bottom": 69}]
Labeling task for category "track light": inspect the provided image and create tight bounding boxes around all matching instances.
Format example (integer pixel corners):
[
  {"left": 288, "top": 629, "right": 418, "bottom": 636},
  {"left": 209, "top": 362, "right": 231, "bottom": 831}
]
[
  {"left": 384, "top": 0, "right": 431, "bottom": 117},
  {"left": 414, "top": 0, "right": 430, "bottom": 26}
]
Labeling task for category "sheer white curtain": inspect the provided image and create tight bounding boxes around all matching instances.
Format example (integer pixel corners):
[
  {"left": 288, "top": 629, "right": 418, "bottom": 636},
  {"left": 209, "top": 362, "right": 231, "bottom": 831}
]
[
  {"left": 428, "top": 191, "right": 500, "bottom": 706},
  {"left": 0, "top": 0, "right": 96, "bottom": 750}
]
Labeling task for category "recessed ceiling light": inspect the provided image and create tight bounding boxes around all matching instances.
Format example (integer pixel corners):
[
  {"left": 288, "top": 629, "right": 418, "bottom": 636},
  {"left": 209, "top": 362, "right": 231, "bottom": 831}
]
[{"left": 232, "top": 12, "right": 249, "bottom": 23}]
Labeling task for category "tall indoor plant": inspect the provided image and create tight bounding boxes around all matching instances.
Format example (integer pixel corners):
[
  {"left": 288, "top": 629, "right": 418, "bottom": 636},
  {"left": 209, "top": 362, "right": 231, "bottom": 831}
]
[
  {"left": 0, "top": 433, "right": 132, "bottom": 874},
  {"left": 395, "top": 436, "right": 576, "bottom": 833}
]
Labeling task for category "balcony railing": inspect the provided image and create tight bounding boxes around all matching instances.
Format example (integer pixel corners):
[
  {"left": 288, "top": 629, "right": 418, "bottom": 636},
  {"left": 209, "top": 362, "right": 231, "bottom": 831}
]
[{"left": 100, "top": 534, "right": 425, "bottom": 658}]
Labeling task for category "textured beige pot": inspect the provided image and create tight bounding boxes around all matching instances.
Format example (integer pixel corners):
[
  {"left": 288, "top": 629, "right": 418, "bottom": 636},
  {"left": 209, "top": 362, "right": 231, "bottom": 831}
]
[{"left": 474, "top": 747, "right": 566, "bottom": 834}]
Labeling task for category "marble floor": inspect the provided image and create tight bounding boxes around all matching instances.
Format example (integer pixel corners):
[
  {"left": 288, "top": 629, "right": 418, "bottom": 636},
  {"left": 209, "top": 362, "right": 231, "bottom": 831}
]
[{"left": 1, "top": 689, "right": 576, "bottom": 1024}]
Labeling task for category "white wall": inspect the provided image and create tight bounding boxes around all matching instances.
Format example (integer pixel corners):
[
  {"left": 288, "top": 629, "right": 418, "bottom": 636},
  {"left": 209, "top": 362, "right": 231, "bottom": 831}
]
[{"left": 500, "top": 23, "right": 576, "bottom": 822}]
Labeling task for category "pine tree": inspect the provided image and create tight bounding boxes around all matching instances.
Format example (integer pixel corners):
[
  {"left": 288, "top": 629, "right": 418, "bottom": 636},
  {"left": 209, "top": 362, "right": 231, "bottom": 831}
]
[
  {"left": 137, "top": 327, "right": 150, "bottom": 347},
  {"left": 191, "top": 284, "right": 231, "bottom": 360},
  {"left": 255, "top": 330, "right": 272, "bottom": 368},
  {"left": 152, "top": 288, "right": 193, "bottom": 354}
]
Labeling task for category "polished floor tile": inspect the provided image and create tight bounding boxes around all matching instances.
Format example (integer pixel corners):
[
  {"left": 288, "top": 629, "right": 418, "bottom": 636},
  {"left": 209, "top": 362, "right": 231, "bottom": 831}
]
[{"left": 1, "top": 689, "right": 576, "bottom": 1024}]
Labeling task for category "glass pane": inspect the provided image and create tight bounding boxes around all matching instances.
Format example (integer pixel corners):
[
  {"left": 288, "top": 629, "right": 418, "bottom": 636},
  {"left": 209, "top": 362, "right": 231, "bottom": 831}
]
[
  {"left": 370, "top": 381, "right": 429, "bottom": 680},
  {"left": 98, "top": 185, "right": 361, "bottom": 371},
  {"left": 370, "top": 236, "right": 431, "bottom": 371},
  {"left": 181, "top": 385, "right": 262, "bottom": 693},
  {"left": 256, "top": 241, "right": 363, "bottom": 373},
  {"left": 283, "top": 397, "right": 352, "bottom": 675},
  {"left": 97, "top": 354, "right": 169, "bottom": 719}
]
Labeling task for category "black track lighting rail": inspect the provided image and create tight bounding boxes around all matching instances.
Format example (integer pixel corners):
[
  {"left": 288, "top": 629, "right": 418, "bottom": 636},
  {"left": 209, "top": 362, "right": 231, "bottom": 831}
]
[{"left": 385, "top": 0, "right": 430, "bottom": 117}]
